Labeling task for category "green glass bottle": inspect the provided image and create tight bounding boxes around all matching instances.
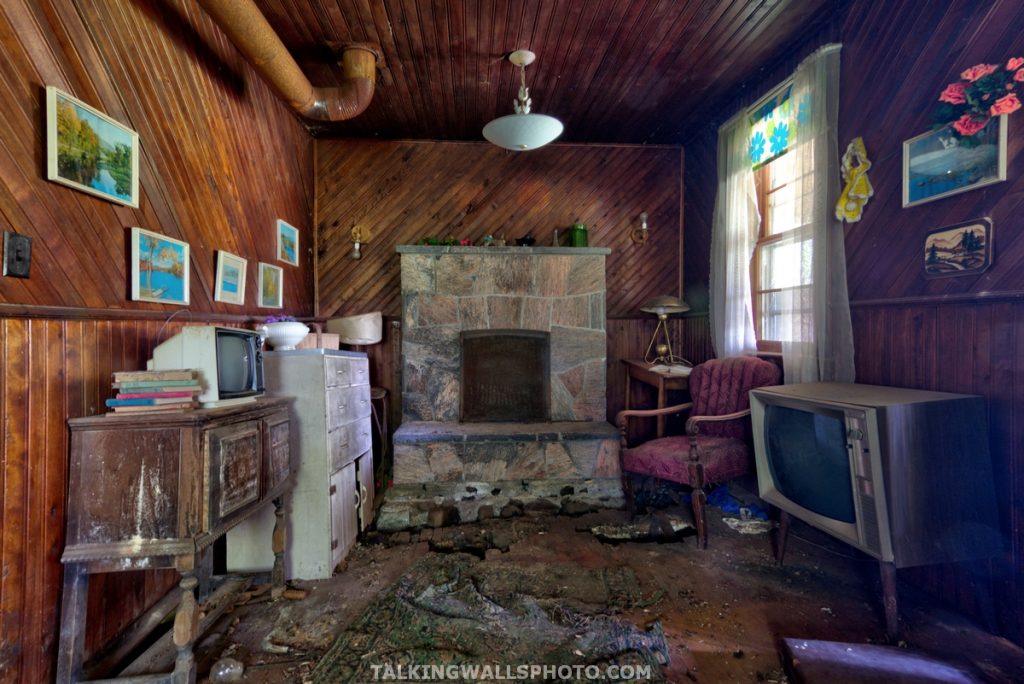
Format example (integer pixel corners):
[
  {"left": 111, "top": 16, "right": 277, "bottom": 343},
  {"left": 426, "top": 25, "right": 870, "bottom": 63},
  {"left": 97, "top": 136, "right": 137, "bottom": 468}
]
[{"left": 570, "top": 221, "right": 588, "bottom": 247}]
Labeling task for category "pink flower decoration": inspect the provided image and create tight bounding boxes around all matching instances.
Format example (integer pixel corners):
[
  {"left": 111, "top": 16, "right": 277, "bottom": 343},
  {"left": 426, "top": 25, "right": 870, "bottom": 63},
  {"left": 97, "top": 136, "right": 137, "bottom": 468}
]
[
  {"left": 1015, "top": 68, "right": 1024, "bottom": 82},
  {"left": 990, "top": 93, "right": 1021, "bottom": 116},
  {"left": 960, "top": 63, "right": 998, "bottom": 81},
  {"left": 939, "top": 82, "right": 967, "bottom": 104},
  {"left": 1007, "top": 57, "right": 1024, "bottom": 71},
  {"left": 952, "top": 114, "right": 990, "bottom": 137},
  {"left": 459, "top": 238, "right": 472, "bottom": 246}
]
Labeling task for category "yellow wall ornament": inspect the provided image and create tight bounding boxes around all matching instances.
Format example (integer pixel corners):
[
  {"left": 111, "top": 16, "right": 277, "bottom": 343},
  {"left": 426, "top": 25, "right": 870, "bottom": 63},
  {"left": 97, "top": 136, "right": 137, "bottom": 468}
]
[{"left": 835, "top": 136, "right": 873, "bottom": 222}]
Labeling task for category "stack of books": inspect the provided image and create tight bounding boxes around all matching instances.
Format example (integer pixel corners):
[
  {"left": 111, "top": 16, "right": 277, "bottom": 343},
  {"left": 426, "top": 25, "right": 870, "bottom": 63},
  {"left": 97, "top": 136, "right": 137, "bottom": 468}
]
[{"left": 106, "top": 370, "right": 202, "bottom": 414}]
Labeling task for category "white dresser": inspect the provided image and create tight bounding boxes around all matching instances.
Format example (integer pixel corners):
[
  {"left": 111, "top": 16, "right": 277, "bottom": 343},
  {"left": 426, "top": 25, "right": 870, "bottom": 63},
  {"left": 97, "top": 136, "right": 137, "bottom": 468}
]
[{"left": 227, "top": 349, "right": 373, "bottom": 580}]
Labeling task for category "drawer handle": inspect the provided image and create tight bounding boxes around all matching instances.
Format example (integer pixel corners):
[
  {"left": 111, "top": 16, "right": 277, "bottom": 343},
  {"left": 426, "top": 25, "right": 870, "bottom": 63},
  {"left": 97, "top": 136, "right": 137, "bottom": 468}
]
[
  {"left": 329, "top": 484, "right": 337, "bottom": 495},
  {"left": 331, "top": 538, "right": 339, "bottom": 550}
]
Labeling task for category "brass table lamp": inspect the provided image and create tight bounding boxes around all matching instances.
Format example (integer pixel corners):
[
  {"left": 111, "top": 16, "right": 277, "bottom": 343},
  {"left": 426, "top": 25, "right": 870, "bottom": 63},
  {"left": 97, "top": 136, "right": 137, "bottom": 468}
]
[{"left": 640, "top": 295, "right": 692, "bottom": 367}]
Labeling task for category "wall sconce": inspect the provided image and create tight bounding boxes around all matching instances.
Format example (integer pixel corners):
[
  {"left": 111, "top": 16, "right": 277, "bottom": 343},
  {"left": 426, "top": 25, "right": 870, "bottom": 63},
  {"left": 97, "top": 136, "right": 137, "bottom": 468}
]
[
  {"left": 351, "top": 225, "right": 371, "bottom": 260},
  {"left": 630, "top": 212, "right": 649, "bottom": 245}
]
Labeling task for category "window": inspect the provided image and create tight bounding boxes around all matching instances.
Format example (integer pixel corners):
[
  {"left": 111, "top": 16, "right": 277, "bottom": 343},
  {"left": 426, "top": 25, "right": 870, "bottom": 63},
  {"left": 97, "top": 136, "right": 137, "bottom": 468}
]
[{"left": 748, "top": 84, "right": 814, "bottom": 351}]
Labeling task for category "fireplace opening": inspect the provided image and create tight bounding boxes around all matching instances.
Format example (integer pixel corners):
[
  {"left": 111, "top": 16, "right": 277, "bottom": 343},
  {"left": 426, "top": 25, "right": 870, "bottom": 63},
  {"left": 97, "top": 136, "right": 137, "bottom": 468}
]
[{"left": 461, "top": 330, "right": 550, "bottom": 422}]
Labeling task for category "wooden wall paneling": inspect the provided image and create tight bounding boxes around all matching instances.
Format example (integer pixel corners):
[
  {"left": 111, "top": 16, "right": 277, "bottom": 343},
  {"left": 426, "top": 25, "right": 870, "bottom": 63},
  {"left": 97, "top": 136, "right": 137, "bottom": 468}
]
[{"left": 315, "top": 140, "right": 683, "bottom": 320}]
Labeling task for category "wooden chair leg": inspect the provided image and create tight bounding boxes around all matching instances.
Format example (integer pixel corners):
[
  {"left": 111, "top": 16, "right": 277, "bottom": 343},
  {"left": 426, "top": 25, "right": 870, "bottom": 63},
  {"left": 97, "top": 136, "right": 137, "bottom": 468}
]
[{"left": 692, "top": 488, "right": 707, "bottom": 548}]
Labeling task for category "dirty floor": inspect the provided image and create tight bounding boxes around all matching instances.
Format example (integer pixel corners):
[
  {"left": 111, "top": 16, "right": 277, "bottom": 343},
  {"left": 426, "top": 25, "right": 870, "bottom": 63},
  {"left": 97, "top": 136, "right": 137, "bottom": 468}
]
[{"left": 187, "top": 501, "right": 1024, "bottom": 683}]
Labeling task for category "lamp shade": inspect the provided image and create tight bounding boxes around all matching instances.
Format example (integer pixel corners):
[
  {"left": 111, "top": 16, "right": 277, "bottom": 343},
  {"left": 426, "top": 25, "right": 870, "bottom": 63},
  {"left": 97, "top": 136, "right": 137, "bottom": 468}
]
[
  {"left": 483, "top": 112, "right": 563, "bottom": 151},
  {"left": 640, "top": 295, "right": 690, "bottom": 316},
  {"left": 325, "top": 311, "right": 383, "bottom": 345}
]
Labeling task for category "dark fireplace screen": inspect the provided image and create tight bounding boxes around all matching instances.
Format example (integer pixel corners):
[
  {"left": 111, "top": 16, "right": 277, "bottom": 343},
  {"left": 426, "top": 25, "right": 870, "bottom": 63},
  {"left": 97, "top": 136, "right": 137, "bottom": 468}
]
[{"left": 461, "top": 330, "right": 550, "bottom": 422}]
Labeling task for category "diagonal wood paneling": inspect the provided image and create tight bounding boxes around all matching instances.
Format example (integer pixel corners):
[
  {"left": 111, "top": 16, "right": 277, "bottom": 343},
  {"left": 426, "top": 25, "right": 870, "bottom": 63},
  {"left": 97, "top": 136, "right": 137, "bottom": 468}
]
[
  {"left": 315, "top": 139, "right": 683, "bottom": 320},
  {"left": 681, "top": 0, "right": 1024, "bottom": 647},
  {"left": 0, "top": 0, "right": 315, "bottom": 316},
  {"left": 0, "top": 1, "right": 315, "bottom": 680}
]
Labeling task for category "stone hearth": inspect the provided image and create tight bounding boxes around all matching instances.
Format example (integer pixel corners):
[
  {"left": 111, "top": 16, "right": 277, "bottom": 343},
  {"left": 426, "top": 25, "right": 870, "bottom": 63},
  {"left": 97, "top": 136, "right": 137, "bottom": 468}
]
[{"left": 379, "top": 246, "right": 623, "bottom": 530}]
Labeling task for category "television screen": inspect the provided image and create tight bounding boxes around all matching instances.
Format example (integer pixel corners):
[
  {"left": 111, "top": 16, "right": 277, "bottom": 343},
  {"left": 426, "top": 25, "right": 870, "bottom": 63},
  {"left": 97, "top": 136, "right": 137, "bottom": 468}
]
[
  {"left": 216, "top": 331, "right": 256, "bottom": 397},
  {"left": 764, "top": 404, "right": 855, "bottom": 524}
]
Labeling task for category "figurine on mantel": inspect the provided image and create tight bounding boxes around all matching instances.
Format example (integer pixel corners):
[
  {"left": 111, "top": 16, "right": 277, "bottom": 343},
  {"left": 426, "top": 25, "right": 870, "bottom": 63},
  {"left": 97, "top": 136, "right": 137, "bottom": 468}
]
[{"left": 515, "top": 234, "right": 536, "bottom": 246}]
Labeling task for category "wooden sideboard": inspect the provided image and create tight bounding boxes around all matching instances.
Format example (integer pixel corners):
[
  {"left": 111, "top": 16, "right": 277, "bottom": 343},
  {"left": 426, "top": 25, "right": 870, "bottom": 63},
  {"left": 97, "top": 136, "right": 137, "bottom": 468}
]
[{"left": 57, "top": 397, "right": 292, "bottom": 684}]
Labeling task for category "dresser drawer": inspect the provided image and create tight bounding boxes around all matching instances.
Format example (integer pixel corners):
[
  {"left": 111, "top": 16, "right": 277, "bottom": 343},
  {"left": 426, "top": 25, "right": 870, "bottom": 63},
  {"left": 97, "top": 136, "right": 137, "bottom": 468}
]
[
  {"left": 329, "top": 419, "right": 373, "bottom": 472},
  {"left": 325, "top": 355, "right": 353, "bottom": 388},
  {"left": 326, "top": 384, "right": 372, "bottom": 431}
]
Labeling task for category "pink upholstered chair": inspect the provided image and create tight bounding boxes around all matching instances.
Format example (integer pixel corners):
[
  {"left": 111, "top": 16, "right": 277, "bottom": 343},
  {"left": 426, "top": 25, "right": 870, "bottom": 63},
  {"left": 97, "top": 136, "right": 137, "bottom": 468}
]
[{"left": 616, "top": 356, "right": 782, "bottom": 548}]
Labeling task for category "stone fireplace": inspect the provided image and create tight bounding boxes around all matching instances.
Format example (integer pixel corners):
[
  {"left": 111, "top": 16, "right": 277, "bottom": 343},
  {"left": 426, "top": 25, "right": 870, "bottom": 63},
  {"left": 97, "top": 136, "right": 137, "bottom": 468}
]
[{"left": 378, "top": 246, "right": 623, "bottom": 530}]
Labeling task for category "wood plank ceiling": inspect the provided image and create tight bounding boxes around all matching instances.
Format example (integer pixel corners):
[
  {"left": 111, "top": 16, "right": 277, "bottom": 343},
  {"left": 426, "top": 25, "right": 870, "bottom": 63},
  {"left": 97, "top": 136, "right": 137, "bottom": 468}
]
[{"left": 252, "top": 0, "right": 841, "bottom": 143}]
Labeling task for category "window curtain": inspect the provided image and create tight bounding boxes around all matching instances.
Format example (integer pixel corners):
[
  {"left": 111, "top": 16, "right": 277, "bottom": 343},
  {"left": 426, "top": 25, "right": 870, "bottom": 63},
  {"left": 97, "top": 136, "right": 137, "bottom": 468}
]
[
  {"left": 778, "top": 43, "right": 855, "bottom": 383},
  {"left": 709, "top": 111, "right": 759, "bottom": 358}
]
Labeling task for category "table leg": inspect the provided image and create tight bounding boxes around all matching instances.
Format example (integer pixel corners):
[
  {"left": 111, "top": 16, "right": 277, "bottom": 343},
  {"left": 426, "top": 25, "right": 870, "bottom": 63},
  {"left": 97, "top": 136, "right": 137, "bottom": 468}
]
[
  {"left": 656, "top": 378, "right": 667, "bottom": 438},
  {"left": 172, "top": 574, "right": 199, "bottom": 684},
  {"left": 56, "top": 563, "right": 89, "bottom": 683},
  {"left": 624, "top": 371, "right": 632, "bottom": 412},
  {"left": 271, "top": 495, "right": 287, "bottom": 599}
]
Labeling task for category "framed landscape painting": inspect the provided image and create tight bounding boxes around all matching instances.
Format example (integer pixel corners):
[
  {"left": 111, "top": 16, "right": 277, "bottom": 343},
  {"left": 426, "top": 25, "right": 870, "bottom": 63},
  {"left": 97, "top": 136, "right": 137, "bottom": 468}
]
[
  {"left": 259, "top": 262, "right": 283, "bottom": 308},
  {"left": 46, "top": 86, "right": 139, "bottom": 207},
  {"left": 130, "top": 227, "right": 189, "bottom": 305},
  {"left": 277, "top": 219, "right": 299, "bottom": 265},
  {"left": 924, "top": 218, "right": 992, "bottom": 279},
  {"left": 214, "top": 251, "right": 247, "bottom": 305},
  {"left": 902, "top": 115, "right": 1006, "bottom": 208}
]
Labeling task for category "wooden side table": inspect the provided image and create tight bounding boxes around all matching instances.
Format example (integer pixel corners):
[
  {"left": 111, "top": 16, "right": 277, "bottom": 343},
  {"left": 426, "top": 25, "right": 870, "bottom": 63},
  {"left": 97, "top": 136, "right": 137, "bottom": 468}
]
[{"left": 622, "top": 359, "right": 691, "bottom": 437}]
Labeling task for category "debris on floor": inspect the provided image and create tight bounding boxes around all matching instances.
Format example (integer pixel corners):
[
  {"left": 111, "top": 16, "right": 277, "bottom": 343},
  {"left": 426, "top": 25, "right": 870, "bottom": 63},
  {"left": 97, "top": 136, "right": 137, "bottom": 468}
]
[
  {"left": 722, "top": 517, "right": 774, "bottom": 535},
  {"left": 310, "top": 552, "right": 670, "bottom": 683},
  {"left": 590, "top": 513, "right": 693, "bottom": 543}
]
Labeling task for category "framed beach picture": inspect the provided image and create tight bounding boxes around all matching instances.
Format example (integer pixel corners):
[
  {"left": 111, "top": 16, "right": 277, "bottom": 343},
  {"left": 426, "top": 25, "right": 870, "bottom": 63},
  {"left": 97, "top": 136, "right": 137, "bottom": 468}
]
[
  {"left": 130, "top": 227, "right": 189, "bottom": 305},
  {"left": 214, "top": 251, "right": 247, "bottom": 305},
  {"left": 259, "top": 262, "right": 283, "bottom": 308},
  {"left": 45, "top": 86, "right": 140, "bottom": 208},
  {"left": 924, "top": 218, "right": 993, "bottom": 279},
  {"left": 902, "top": 115, "right": 1006, "bottom": 208},
  {"left": 277, "top": 219, "right": 299, "bottom": 266}
]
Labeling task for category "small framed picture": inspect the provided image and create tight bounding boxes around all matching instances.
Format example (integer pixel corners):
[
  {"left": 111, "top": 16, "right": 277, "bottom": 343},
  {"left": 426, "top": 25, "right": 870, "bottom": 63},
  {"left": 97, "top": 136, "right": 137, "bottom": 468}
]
[
  {"left": 214, "top": 251, "right": 247, "bottom": 305},
  {"left": 259, "top": 262, "right": 283, "bottom": 308},
  {"left": 130, "top": 227, "right": 189, "bottom": 305},
  {"left": 924, "top": 218, "right": 993, "bottom": 279},
  {"left": 45, "top": 86, "right": 140, "bottom": 208},
  {"left": 903, "top": 116, "right": 1007, "bottom": 208},
  {"left": 277, "top": 219, "right": 299, "bottom": 266}
]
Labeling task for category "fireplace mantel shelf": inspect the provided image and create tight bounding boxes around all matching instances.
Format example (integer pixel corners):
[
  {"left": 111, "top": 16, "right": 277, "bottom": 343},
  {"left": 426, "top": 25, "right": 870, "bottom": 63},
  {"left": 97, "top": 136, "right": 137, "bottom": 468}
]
[{"left": 396, "top": 245, "right": 611, "bottom": 256}]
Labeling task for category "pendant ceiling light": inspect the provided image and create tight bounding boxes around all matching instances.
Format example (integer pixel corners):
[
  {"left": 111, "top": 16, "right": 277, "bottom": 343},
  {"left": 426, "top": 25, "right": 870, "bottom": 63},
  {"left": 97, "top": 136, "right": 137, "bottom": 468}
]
[{"left": 483, "top": 49, "right": 563, "bottom": 151}]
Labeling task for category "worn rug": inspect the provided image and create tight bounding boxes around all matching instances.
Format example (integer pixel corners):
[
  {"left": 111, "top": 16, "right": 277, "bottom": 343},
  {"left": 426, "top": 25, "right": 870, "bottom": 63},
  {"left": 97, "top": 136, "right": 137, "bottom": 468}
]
[{"left": 310, "top": 552, "right": 668, "bottom": 683}]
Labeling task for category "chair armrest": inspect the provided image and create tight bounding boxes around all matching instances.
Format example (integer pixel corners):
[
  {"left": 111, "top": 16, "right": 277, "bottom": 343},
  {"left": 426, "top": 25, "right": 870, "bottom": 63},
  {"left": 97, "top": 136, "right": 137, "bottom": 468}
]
[
  {"left": 616, "top": 402, "right": 694, "bottom": 448},
  {"left": 685, "top": 409, "right": 751, "bottom": 437}
]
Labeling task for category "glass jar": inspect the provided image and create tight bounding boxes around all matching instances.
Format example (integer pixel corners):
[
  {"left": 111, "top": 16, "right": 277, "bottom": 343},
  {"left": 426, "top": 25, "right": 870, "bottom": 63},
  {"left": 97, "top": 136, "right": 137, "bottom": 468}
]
[{"left": 569, "top": 222, "right": 588, "bottom": 247}]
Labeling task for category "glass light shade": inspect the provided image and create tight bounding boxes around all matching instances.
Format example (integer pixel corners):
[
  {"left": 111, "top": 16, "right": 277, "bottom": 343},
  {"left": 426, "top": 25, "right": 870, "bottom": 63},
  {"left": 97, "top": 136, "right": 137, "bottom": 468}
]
[
  {"left": 640, "top": 295, "right": 690, "bottom": 317},
  {"left": 483, "top": 112, "right": 563, "bottom": 151}
]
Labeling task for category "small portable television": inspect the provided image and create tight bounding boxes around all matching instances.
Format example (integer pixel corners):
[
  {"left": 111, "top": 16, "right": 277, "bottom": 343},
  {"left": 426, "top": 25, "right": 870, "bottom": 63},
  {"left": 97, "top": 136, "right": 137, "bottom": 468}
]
[
  {"left": 750, "top": 382, "right": 1003, "bottom": 568},
  {"left": 148, "top": 325, "right": 265, "bottom": 408}
]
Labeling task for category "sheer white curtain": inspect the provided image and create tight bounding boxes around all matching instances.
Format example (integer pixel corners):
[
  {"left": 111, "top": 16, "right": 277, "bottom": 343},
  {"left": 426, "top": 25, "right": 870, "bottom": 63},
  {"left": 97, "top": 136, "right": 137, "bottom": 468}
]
[
  {"left": 779, "top": 44, "right": 855, "bottom": 383},
  {"left": 709, "top": 112, "right": 759, "bottom": 358}
]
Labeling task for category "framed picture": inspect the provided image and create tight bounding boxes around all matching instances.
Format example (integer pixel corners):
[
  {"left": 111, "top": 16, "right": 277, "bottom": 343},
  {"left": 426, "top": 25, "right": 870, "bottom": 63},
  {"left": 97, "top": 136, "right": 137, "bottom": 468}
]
[
  {"left": 924, "top": 218, "right": 992, "bottom": 279},
  {"left": 130, "top": 227, "right": 189, "bottom": 305},
  {"left": 277, "top": 219, "right": 299, "bottom": 266},
  {"left": 214, "top": 251, "right": 247, "bottom": 305},
  {"left": 259, "top": 262, "right": 283, "bottom": 308},
  {"left": 902, "top": 115, "right": 1006, "bottom": 208},
  {"left": 45, "top": 86, "right": 140, "bottom": 208}
]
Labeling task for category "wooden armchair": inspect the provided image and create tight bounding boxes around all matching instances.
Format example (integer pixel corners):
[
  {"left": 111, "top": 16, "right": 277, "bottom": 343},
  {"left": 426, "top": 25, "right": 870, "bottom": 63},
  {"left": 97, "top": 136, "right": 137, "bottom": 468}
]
[{"left": 616, "top": 356, "right": 782, "bottom": 547}]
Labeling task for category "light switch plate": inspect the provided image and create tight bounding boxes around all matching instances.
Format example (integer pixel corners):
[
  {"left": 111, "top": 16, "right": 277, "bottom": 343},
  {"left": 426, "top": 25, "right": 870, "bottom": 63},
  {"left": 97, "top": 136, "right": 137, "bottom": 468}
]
[{"left": 3, "top": 232, "right": 32, "bottom": 278}]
